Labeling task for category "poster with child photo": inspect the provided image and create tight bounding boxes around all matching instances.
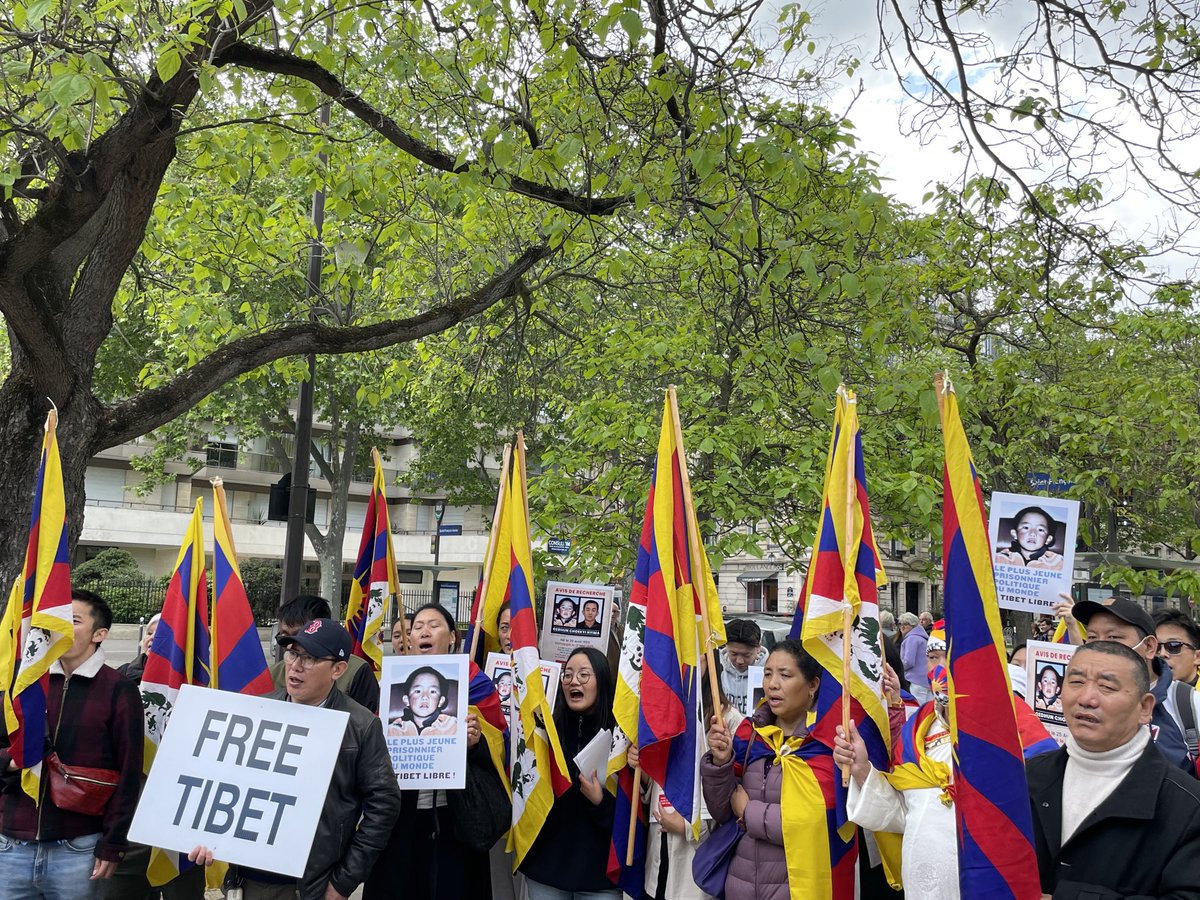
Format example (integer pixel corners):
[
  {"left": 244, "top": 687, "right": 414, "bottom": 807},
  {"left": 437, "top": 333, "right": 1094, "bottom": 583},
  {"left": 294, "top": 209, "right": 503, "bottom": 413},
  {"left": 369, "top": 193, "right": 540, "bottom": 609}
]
[
  {"left": 540, "top": 581, "right": 614, "bottom": 664},
  {"left": 484, "top": 652, "right": 562, "bottom": 719},
  {"left": 380, "top": 654, "right": 468, "bottom": 789},
  {"left": 987, "top": 491, "right": 1080, "bottom": 615}
]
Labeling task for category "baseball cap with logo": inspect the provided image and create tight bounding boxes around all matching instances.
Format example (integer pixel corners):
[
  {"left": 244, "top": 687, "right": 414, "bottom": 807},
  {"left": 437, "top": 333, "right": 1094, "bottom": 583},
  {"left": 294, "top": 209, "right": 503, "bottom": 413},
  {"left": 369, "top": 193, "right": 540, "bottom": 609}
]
[
  {"left": 1071, "top": 597, "right": 1155, "bottom": 639},
  {"left": 276, "top": 617, "right": 352, "bottom": 661}
]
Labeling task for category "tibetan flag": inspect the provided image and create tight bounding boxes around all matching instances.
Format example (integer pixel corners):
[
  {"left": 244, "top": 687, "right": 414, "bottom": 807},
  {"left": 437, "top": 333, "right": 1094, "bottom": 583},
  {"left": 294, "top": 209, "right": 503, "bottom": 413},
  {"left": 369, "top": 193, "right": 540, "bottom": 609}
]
[
  {"left": 210, "top": 479, "right": 272, "bottom": 696},
  {"left": 937, "top": 373, "right": 1041, "bottom": 900},
  {"left": 499, "top": 435, "right": 570, "bottom": 865},
  {"left": 345, "top": 449, "right": 397, "bottom": 677},
  {"left": 1051, "top": 617, "right": 1084, "bottom": 644},
  {"left": 2, "top": 409, "right": 75, "bottom": 802},
  {"left": 608, "top": 388, "right": 725, "bottom": 893},
  {"left": 793, "top": 388, "right": 891, "bottom": 774},
  {"left": 141, "top": 499, "right": 211, "bottom": 888}
]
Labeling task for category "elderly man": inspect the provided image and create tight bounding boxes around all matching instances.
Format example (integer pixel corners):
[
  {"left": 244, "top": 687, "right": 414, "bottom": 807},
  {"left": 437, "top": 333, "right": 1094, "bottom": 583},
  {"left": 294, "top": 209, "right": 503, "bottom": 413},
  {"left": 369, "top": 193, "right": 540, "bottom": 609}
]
[
  {"left": 191, "top": 619, "right": 401, "bottom": 899},
  {"left": 897, "top": 613, "right": 930, "bottom": 703},
  {"left": 1027, "top": 641, "right": 1200, "bottom": 898},
  {"left": 1074, "top": 596, "right": 1200, "bottom": 774}
]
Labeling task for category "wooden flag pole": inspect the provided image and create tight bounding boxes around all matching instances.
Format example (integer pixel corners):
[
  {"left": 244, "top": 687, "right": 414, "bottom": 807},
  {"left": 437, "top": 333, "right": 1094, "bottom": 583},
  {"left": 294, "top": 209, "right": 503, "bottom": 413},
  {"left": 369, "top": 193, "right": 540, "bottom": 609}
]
[
  {"left": 839, "top": 387, "right": 856, "bottom": 788},
  {"left": 667, "top": 386, "right": 723, "bottom": 726},
  {"left": 468, "top": 443, "right": 512, "bottom": 662},
  {"left": 626, "top": 766, "right": 642, "bottom": 865}
]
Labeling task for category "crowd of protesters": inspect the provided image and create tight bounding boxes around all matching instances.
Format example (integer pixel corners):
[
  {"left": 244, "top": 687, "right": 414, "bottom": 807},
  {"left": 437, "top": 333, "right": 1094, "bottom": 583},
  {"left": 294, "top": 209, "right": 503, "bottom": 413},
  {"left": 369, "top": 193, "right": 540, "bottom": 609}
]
[{"left": 4, "top": 587, "right": 1200, "bottom": 900}]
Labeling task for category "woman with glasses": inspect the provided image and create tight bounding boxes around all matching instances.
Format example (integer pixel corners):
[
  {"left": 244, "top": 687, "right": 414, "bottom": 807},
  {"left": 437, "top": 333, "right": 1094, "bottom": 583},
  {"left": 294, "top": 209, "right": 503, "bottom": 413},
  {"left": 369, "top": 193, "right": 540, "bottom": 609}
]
[
  {"left": 519, "top": 647, "right": 619, "bottom": 900},
  {"left": 364, "top": 603, "right": 510, "bottom": 900}
]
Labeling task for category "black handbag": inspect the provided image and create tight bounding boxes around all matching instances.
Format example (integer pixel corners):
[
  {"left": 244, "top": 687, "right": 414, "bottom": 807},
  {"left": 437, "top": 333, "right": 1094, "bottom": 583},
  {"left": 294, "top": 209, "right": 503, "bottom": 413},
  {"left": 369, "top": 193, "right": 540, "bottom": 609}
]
[{"left": 445, "top": 750, "right": 512, "bottom": 852}]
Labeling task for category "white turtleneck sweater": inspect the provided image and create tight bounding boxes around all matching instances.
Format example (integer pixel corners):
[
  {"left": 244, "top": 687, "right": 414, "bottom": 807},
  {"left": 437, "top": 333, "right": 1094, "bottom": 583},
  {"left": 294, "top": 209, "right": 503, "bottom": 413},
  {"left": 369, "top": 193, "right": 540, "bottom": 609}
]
[{"left": 1061, "top": 727, "right": 1150, "bottom": 844}]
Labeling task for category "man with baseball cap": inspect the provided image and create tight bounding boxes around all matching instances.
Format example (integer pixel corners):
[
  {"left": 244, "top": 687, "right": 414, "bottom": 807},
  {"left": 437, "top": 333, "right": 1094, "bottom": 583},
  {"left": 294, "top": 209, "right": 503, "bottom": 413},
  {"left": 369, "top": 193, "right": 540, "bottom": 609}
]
[
  {"left": 190, "top": 619, "right": 401, "bottom": 899},
  {"left": 1074, "top": 596, "right": 1200, "bottom": 775}
]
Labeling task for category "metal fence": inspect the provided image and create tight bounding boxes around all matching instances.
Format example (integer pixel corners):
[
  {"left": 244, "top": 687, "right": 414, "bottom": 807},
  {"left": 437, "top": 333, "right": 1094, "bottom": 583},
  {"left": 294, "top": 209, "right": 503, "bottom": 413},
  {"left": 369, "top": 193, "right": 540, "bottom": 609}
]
[{"left": 385, "top": 590, "right": 477, "bottom": 631}]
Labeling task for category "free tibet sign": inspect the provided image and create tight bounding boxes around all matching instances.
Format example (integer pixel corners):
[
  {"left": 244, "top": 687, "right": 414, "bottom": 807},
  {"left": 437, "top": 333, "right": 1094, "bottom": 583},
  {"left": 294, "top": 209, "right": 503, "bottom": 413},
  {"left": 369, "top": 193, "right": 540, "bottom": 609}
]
[{"left": 129, "top": 684, "right": 349, "bottom": 877}]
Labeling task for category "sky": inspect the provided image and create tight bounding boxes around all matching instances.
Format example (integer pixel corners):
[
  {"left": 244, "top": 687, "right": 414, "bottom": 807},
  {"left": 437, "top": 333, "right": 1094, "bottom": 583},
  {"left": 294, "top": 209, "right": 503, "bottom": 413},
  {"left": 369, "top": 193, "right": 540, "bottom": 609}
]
[{"left": 763, "top": 0, "right": 1198, "bottom": 282}]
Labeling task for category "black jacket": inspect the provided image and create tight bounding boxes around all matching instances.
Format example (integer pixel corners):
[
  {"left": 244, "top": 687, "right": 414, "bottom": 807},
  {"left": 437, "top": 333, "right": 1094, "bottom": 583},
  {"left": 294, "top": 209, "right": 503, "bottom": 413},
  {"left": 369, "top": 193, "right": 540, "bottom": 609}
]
[
  {"left": 1027, "top": 737, "right": 1200, "bottom": 900},
  {"left": 282, "top": 687, "right": 401, "bottom": 900}
]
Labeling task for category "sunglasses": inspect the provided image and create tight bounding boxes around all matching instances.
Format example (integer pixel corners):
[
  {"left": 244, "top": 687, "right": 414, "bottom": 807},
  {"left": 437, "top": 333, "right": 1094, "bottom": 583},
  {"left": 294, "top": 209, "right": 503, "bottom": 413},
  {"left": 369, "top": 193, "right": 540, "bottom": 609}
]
[{"left": 1160, "top": 640, "right": 1197, "bottom": 655}]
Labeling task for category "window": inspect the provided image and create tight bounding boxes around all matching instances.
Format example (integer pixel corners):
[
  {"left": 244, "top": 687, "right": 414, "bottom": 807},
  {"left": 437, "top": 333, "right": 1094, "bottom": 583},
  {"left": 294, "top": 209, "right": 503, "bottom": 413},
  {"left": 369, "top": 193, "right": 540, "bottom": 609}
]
[{"left": 206, "top": 441, "right": 239, "bottom": 469}]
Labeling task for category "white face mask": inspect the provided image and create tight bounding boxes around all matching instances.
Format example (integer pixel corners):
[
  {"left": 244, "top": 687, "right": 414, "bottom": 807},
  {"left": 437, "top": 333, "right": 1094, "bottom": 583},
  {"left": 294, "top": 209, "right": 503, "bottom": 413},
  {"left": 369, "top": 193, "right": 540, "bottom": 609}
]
[{"left": 1130, "top": 634, "right": 1150, "bottom": 654}]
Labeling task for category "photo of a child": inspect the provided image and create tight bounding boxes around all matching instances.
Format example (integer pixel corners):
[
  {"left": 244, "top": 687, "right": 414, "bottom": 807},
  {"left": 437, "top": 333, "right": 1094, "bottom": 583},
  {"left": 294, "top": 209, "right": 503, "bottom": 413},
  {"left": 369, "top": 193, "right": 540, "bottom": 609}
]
[
  {"left": 552, "top": 597, "right": 579, "bottom": 629},
  {"left": 387, "top": 665, "right": 459, "bottom": 737},
  {"left": 493, "top": 670, "right": 513, "bottom": 716},
  {"left": 994, "top": 505, "right": 1065, "bottom": 572}
]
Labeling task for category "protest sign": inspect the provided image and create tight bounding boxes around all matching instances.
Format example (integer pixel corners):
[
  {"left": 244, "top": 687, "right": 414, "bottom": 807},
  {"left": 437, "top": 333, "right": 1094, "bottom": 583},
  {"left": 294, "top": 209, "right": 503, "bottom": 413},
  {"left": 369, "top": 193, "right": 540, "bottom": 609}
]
[
  {"left": 484, "top": 652, "right": 561, "bottom": 719},
  {"left": 988, "top": 491, "right": 1080, "bottom": 614},
  {"left": 540, "top": 581, "right": 614, "bottom": 664},
  {"left": 1025, "top": 639, "right": 1077, "bottom": 745},
  {"left": 748, "top": 665, "right": 764, "bottom": 715},
  {"left": 381, "top": 654, "right": 468, "bottom": 789},
  {"left": 128, "top": 684, "right": 348, "bottom": 877}
]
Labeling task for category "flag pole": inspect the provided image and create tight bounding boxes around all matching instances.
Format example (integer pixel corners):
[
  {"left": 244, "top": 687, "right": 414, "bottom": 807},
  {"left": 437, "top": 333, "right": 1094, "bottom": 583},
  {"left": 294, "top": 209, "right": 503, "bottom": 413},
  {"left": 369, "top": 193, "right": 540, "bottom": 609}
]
[
  {"left": 933, "top": 372, "right": 952, "bottom": 789},
  {"left": 839, "top": 387, "right": 856, "bottom": 788},
  {"left": 626, "top": 766, "right": 641, "bottom": 866},
  {"left": 666, "top": 386, "right": 723, "bottom": 725},
  {"left": 373, "top": 448, "right": 410, "bottom": 657},
  {"left": 468, "top": 443, "right": 512, "bottom": 661}
]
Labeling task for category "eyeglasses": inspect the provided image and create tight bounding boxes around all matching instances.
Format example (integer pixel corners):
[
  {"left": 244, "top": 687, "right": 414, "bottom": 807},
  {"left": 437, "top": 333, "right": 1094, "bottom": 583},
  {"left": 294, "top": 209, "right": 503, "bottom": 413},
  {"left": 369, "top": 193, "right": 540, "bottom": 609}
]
[
  {"left": 562, "top": 671, "right": 594, "bottom": 684},
  {"left": 1160, "top": 640, "right": 1197, "bottom": 655},
  {"left": 284, "top": 648, "right": 335, "bottom": 669}
]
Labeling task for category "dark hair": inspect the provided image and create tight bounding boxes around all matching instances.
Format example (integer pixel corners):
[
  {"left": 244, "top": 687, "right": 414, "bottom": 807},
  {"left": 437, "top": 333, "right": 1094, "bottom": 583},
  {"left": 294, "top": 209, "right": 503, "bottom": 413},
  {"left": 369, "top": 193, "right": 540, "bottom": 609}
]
[
  {"left": 498, "top": 601, "right": 510, "bottom": 618},
  {"left": 767, "top": 639, "right": 821, "bottom": 684},
  {"left": 495, "top": 671, "right": 512, "bottom": 683},
  {"left": 1036, "top": 665, "right": 1061, "bottom": 692},
  {"left": 557, "top": 597, "right": 577, "bottom": 611},
  {"left": 582, "top": 599, "right": 600, "bottom": 611},
  {"left": 279, "top": 594, "right": 332, "bottom": 627},
  {"left": 555, "top": 647, "right": 615, "bottom": 734},
  {"left": 883, "top": 633, "right": 909, "bottom": 691},
  {"left": 402, "top": 664, "right": 449, "bottom": 699},
  {"left": 72, "top": 589, "right": 113, "bottom": 632},
  {"left": 412, "top": 602, "right": 460, "bottom": 651},
  {"left": 1070, "top": 641, "right": 1151, "bottom": 696},
  {"left": 1008, "top": 641, "right": 1027, "bottom": 663},
  {"left": 725, "top": 618, "right": 762, "bottom": 647},
  {"left": 1153, "top": 609, "right": 1200, "bottom": 648},
  {"left": 1008, "top": 506, "right": 1058, "bottom": 549}
]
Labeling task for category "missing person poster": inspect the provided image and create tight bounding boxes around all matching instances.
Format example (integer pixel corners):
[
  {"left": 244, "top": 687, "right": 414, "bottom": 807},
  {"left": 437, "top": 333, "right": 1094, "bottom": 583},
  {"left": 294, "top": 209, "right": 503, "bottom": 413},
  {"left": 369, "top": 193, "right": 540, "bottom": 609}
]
[
  {"left": 540, "top": 581, "right": 614, "bottom": 664},
  {"left": 1025, "top": 639, "right": 1077, "bottom": 745},
  {"left": 484, "top": 652, "right": 561, "bottom": 718},
  {"left": 381, "top": 654, "right": 468, "bottom": 789},
  {"left": 128, "top": 684, "right": 349, "bottom": 877},
  {"left": 988, "top": 491, "right": 1080, "bottom": 614}
]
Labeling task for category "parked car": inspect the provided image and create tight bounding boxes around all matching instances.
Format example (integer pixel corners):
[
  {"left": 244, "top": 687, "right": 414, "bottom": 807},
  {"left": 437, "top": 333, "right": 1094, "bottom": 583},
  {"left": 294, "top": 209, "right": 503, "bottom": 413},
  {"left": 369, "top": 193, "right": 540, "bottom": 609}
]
[{"left": 722, "top": 613, "right": 793, "bottom": 651}]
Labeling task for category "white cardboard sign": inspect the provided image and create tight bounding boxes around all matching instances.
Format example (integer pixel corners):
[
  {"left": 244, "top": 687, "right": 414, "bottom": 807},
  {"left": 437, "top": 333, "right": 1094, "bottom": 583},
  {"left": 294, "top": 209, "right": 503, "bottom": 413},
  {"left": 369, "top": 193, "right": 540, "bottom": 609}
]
[
  {"left": 484, "top": 652, "right": 561, "bottom": 719},
  {"left": 380, "top": 654, "right": 468, "bottom": 789},
  {"left": 988, "top": 491, "right": 1080, "bottom": 614},
  {"left": 540, "top": 581, "right": 614, "bottom": 664},
  {"left": 128, "top": 684, "right": 349, "bottom": 877}
]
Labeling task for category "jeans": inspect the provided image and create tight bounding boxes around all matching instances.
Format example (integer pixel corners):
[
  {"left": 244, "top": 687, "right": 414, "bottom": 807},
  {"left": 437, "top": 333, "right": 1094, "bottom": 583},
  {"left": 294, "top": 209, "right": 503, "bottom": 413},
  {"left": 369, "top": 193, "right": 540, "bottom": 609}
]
[
  {"left": 0, "top": 831, "right": 105, "bottom": 900},
  {"left": 524, "top": 877, "right": 621, "bottom": 900}
]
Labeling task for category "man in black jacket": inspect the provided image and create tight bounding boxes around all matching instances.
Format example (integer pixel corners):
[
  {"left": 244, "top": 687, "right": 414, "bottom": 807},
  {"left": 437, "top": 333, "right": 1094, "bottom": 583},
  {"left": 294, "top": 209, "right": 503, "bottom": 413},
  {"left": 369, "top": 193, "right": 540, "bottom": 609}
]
[
  {"left": 1027, "top": 640, "right": 1200, "bottom": 899},
  {"left": 192, "top": 619, "right": 400, "bottom": 899}
]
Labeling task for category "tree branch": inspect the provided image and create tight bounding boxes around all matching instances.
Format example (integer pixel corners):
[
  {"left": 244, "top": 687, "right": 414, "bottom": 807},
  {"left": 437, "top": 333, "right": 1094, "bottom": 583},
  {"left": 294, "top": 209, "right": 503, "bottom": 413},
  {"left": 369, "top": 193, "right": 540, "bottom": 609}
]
[
  {"left": 98, "top": 244, "right": 554, "bottom": 448},
  {"left": 216, "top": 42, "right": 631, "bottom": 217}
]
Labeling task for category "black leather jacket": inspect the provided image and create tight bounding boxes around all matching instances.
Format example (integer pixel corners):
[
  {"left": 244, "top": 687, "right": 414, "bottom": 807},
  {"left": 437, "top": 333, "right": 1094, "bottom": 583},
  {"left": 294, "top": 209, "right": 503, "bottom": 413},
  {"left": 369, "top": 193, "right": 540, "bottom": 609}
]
[{"left": 277, "top": 687, "right": 401, "bottom": 899}]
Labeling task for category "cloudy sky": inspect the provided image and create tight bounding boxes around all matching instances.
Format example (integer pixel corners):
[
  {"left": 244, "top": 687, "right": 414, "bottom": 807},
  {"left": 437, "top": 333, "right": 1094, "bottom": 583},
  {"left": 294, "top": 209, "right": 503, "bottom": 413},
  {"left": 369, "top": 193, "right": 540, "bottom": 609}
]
[{"left": 759, "top": 0, "right": 1197, "bottom": 281}]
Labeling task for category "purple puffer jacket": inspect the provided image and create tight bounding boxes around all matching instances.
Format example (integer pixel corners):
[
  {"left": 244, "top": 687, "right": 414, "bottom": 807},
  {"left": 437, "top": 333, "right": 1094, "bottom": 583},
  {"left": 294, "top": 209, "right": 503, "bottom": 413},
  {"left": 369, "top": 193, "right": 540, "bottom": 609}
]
[{"left": 700, "top": 716, "right": 802, "bottom": 900}]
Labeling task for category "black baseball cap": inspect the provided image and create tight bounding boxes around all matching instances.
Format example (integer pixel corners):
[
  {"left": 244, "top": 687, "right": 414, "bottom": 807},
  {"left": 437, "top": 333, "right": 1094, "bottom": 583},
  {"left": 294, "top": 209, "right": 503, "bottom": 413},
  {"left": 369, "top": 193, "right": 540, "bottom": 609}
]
[
  {"left": 276, "top": 618, "right": 352, "bottom": 661},
  {"left": 1072, "top": 597, "right": 1154, "bottom": 638}
]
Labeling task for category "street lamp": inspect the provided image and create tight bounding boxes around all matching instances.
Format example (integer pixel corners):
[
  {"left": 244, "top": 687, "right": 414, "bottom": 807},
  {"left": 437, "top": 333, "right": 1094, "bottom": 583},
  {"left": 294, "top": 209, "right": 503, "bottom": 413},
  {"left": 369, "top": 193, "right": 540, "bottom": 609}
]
[{"left": 431, "top": 500, "right": 446, "bottom": 598}]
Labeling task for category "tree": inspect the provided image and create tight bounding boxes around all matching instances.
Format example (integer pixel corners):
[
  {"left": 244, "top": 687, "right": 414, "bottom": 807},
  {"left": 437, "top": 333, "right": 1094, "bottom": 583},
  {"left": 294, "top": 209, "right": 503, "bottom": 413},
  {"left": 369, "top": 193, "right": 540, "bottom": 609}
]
[
  {"left": 876, "top": 0, "right": 1200, "bottom": 279},
  {"left": 0, "top": 0, "right": 821, "bottom": 589}
]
